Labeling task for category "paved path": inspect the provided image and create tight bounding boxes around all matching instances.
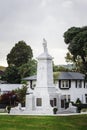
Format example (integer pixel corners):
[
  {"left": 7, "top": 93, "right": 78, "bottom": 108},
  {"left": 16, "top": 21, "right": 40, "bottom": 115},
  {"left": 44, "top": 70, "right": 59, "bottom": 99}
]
[{"left": 0, "top": 112, "right": 87, "bottom": 116}]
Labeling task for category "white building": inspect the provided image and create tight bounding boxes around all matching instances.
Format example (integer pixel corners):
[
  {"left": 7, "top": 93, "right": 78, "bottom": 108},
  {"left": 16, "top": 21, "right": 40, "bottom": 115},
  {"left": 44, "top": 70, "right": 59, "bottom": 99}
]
[
  {"left": 0, "top": 84, "right": 22, "bottom": 95},
  {"left": 56, "top": 72, "right": 87, "bottom": 107},
  {"left": 24, "top": 72, "right": 87, "bottom": 110}
]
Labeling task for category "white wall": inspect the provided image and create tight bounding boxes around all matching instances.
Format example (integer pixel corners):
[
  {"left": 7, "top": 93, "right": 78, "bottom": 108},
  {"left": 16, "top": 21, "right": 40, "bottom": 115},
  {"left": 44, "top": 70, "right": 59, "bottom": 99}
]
[
  {"left": 0, "top": 84, "right": 22, "bottom": 95},
  {"left": 27, "top": 80, "right": 87, "bottom": 104},
  {"left": 57, "top": 80, "right": 87, "bottom": 104}
]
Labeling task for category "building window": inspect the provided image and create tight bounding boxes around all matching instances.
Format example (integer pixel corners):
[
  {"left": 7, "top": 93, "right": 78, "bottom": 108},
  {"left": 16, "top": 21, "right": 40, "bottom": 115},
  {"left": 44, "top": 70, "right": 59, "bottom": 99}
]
[
  {"left": 36, "top": 98, "right": 42, "bottom": 106},
  {"left": 68, "top": 95, "right": 70, "bottom": 102},
  {"left": 64, "top": 95, "right": 66, "bottom": 102},
  {"left": 61, "top": 80, "right": 69, "bottom": 88},
  {"left": 61, "top": 95, "right": 71, "bottom": 108},
  {"left": 54, "top": 98, "right": 57, "bottom": 106},
  {"left": 62, "top": 81, "right": 64, "bottom": 87},
  {"left": 50, "top": 100, "right": 54, "bottom": 107},
  {"left": 61, "top": 99, "right": 64, "bottom": 108},
  {"left": 76, "top": 80, "right": 82, "bottom": 88},
  {"left": 85, "top": 82, "right": 87, "bottom": 88},
  {"left": 50, "top": 98, "right": 57, "bottom": 107}
]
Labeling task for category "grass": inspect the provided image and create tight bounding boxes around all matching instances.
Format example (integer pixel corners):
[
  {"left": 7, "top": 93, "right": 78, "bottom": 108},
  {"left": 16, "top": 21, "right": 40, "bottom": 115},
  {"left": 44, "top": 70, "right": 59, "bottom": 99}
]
[{"left": 0, "top": 115, "right": 87, "bottom": 130}]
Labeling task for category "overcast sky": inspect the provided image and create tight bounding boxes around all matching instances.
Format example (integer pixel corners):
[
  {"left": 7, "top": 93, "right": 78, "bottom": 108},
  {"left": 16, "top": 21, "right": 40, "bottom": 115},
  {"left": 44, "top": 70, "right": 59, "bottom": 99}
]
[{"left": 0, "top": 0, "right": 87, "bottom": 66}]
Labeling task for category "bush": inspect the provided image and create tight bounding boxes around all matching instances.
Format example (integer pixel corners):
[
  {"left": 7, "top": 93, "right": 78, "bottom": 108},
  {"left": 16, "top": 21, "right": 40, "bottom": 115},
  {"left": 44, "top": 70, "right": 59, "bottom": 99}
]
[
  {"left": 73, "top": 103, "right": 87, "bottom": 113},
  {"left": 6, "top": 106, "right": 11, "bottom": 113},
  {"left": 53, "top": 108, "right": 57, "bottom": 114},
  {"left": 81, "top": 108, "right": 87, "bottom": 112},
  {"left": 75, "top": 98, "right": 82, "bottom": 104}
]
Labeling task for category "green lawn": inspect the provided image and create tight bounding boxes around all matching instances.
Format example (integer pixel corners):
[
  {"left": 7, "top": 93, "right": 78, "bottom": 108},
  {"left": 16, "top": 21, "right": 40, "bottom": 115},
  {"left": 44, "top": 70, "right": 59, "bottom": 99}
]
[{"left": 0, "top": 115, "right": 87, "bottom": 130}]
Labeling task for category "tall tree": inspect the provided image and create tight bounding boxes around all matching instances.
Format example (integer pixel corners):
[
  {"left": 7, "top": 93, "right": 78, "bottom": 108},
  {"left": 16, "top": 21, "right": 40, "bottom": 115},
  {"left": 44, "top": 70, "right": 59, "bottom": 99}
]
[
  {"left": 3, "top": 66, "right": 21, "bottom": 83},
  {"left": 64, "top": 26, "right": 87, "bottom": 78},
  {"left": 7, "top": 41, "right": 33, "bottom": 67},
  {"left": 18, "top": 59, "right": 37, "bottom": 78},
  {"left": 65, "top": 52, "right": 83, "bottom": 72}
]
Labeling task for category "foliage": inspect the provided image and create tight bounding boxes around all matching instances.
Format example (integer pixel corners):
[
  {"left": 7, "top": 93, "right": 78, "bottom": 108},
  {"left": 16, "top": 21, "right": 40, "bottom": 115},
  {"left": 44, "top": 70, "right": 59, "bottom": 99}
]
[
  {"left": 53, "top": 107, "right": 57, "bottom": 114},
  {"left": 65, "top": 52, "right": 83, "bottom": 72},
  {"left": 0, "top": 91, "right": 18, "bottom": 106},
  {"left": 6, "top": 106, "right": 11, "bottom": 113},
  {"left": 65, "top": 52, "right": 74, "bottom": 63},
  {"left": 53, "top": 72, "right": 60, "bottom": 79},
  {"left": 18, "top": 59, "right": 37, "bottom": 78},
  {"left": 75, "top": 98, "right": 82, "bottom": 104},
  {"left": 3, "top": 41, "right": 35, "bottom": 83},
  {"left": 53, "top": 64, "right": 70, "bottom": 72},
  {"left": 0, "top": 85, "right": 27, "bottom": 107},
  {"left": 0, "top": 70, "right": 4, "bottom": 80},
  {"left": 0, "top": 115, "right": 87, "bottom": 130},
  {"left": 7, "top": 41, "right": 33, "bottom": 67},
  {"left": 72, "top": 98, "right": 82, "bottom": 113},
  {"left": 14, "top": 85, "right": 27, "bottom": 106},
  {"left": 81, "top": 108, "right": 87, "bottom": 112},
  {"left": 64, "top": 26, "right": 87, "bottom": 78},
  {"left": 2, "top": 66, "right": 21, "bottom": 83},
  {"left": 73, "top": 103, "right": 87, "bottom": 113},
  {"left": 0, "top": 66, "right": 6, "bottom": 71}
]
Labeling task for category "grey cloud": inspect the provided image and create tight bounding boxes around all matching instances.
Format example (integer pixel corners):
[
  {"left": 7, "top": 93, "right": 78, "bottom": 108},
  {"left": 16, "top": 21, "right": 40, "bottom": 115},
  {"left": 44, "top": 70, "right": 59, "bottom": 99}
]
[{"left": 0, "top": 0, "right": 87, "bottom": 66}]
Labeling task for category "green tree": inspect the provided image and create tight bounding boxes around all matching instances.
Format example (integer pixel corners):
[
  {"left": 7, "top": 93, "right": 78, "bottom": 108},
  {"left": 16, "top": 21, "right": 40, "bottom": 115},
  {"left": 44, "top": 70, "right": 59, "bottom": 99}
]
[
  {"left": 14, "top": 85, "right": 27, "bottom": 106},
  {"left": 18, "top": 59, "right": 37, "bottom": 78},
  {"left": 3, "top": 66, "right": 21, "bottom": 83},
  {"left": 65, "top": 52, "right": 73, "bottom": 63},
  {"left": 53, "top": 63, "right": 70, "bottom": 72},
  {"left": 64, "top": 26, "right": 87, "bottom": 78},
  {"left": 65, "top": 52, "right": 83, "bottom": 72},
  {"left": 7, "top": 41, "right": 33, "bottom": 67}
]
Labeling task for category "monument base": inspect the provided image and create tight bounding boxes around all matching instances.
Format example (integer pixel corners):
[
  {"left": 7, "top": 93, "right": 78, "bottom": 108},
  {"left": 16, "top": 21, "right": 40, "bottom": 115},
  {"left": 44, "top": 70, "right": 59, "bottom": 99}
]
[{"left": 10, "top": 106, "right": 53, "bottom": 115}]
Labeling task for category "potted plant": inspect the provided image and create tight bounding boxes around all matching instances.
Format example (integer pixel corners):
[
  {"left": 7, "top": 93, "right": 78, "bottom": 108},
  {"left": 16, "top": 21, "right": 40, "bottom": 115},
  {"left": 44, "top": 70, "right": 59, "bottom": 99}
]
[
  {"left": 53, "top": 107, "right": 57, "bottom": 114},
  {"left": 6, "top": 106, "right": 11, "bottom": 113}
]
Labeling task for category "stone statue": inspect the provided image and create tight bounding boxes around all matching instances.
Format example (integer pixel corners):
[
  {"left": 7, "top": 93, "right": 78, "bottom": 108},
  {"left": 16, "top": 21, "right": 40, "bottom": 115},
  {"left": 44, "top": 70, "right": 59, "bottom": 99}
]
[{"left": 43, "top": 38, "right": 48, "bottom": 53}]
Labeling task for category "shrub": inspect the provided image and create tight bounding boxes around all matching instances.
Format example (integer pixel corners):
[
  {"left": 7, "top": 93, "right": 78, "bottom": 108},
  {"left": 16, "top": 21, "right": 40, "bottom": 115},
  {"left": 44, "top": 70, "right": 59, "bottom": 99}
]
[
  {"left": 53, "top": 107, "right": 57, "bottom": 114},
  {"left": 75, "top": 98, "right": 82, "bottom": 104},
  {"left": 6, "top": 106, "right": 11, "bottom": 113},
  {"left": 73, "top": 103, "right": 87, "bottom": 113}
]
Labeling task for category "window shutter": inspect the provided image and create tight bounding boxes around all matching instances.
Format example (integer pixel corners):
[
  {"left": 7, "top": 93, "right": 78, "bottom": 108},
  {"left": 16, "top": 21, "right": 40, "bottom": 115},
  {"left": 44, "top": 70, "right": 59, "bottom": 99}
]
[
  {"left": 59, "top": 80, "right": 61, "bottom": 88},
  {"left": 30, "top": 80, "right": 32, "bottom": 89},
  {"left": 69, "top": 80, "right": 71, "bottom": 88},
  {"left": 84, "top": 81, "right": 85, "bottom": 88}
]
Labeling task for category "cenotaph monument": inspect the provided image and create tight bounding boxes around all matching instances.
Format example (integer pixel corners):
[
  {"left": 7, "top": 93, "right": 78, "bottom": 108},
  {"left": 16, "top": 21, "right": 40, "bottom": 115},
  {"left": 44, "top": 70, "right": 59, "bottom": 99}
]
[{"left": 10, "top": 39, "right": 60, "bottom": 115}]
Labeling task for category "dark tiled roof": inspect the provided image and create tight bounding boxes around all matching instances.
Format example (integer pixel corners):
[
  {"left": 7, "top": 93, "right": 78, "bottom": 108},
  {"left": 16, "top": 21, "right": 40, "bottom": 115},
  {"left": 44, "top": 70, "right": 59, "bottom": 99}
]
[
  {"left": 23, "top": 72, "right": 85, "bottom": 81},
  {"left": 58, "top": 72, "right": 85, "bottom": 80}
]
